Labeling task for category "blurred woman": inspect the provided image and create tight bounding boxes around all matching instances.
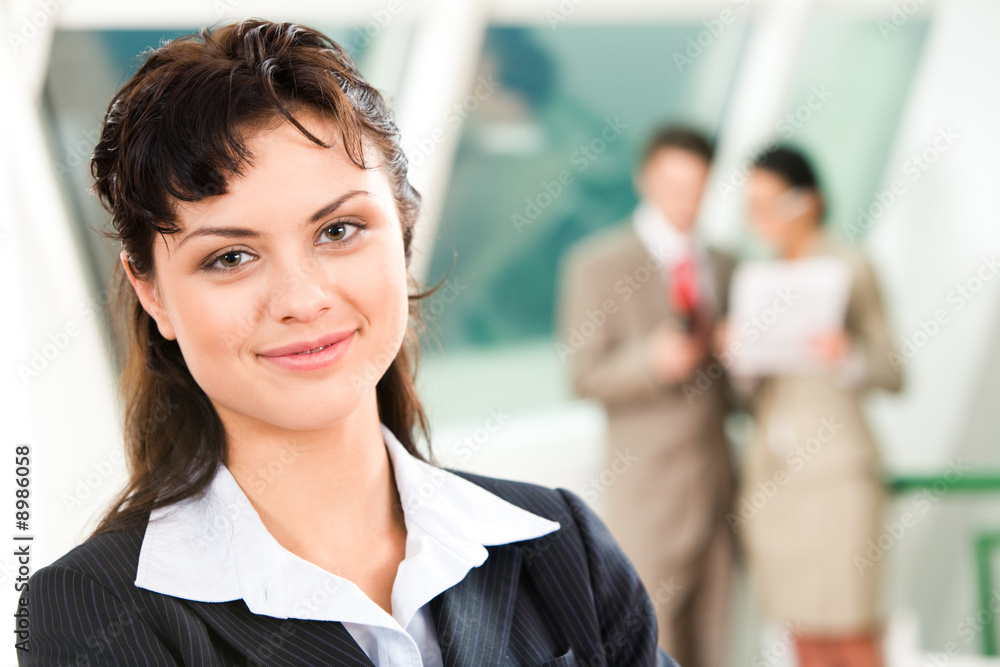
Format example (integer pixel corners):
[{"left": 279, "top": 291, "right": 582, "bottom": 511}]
[{"left": 726, "top": 147, "right": 902, "bottom": 667}]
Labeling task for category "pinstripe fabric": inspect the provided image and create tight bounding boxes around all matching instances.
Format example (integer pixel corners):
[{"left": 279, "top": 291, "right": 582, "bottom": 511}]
[{"left": 16, "top": 471, "right": 678, "bottom": 666}]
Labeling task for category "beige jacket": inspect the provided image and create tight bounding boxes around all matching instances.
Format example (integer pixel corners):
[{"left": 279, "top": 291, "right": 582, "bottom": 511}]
[
  {"left": 736, "top": 231, "right": 903, "bottom": 631},
  {"left": 556, "top": 220, "right": 736, "bottom": 573}
]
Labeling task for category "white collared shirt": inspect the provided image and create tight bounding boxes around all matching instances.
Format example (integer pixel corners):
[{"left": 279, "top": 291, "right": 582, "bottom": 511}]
[
  {"left": 632, "top": 201, "right": 719, "bottom": 321},
  {"left": 134, "top": 423, "right": 561, "bottom": 666}
]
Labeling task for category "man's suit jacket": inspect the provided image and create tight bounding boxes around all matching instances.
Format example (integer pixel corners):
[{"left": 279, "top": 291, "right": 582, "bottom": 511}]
[
  {"left": 16, "top": 470, "right": 677, "bottom": 666},
  {"left": 557, "top": 221, "right": 736, "bottom": 574}
]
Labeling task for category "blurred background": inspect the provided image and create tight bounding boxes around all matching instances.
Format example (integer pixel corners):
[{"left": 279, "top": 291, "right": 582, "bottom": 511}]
[{"left": 1, "top": 0, "right": 999, "bottom": 665}]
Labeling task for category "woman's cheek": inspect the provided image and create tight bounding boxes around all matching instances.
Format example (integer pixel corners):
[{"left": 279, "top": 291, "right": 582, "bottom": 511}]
[
  {"left": 368, "top": 266, "right": 407, "bottom": 340},
  {"left": 175, "top": 283, "right": 255, "bottom": 374},
  {"left": 361, "top": 255, "right": 409, "bottom": 361}
]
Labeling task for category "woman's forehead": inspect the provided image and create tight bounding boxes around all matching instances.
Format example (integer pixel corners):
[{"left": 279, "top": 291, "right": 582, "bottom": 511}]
[{"left": 168, "top": 124, "right": 382, "bottom": 211}]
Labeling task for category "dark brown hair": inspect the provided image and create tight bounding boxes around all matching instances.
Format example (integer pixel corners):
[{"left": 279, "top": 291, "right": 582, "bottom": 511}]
[
  {"left": 640, "top": 125, "right": 715, "bottom": 166},
  {"left": 89, "top": 19, "right": 431, "bottom": 538},
  {"left": 752, "top": 145, "right": 827, "bottom": 222}
]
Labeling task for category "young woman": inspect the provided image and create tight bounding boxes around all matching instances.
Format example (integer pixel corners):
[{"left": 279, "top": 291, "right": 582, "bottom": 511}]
[
  {"left": 726, "top": 147, "right": 903, "bottom": 667},
  {"left": 17, "top": 20, "right": 673, "bottom": 667}
]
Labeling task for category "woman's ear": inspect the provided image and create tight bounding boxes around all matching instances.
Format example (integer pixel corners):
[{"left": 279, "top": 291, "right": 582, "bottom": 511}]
[
  {"left": 120, "top": 250, "right": 176, "bottom": 341},
  {"left": 780, "top": 188, "right": 817, "bottom": 222}
]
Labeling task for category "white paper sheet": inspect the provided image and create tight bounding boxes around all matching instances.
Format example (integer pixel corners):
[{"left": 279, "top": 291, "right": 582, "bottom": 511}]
[{"left": 726, "top": 256, "right": 852, "bottom": 377}]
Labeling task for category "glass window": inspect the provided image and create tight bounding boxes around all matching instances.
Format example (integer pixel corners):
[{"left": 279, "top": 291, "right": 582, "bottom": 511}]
[{"left": 418, "top": 21, "right": 750, "bottom": 422}]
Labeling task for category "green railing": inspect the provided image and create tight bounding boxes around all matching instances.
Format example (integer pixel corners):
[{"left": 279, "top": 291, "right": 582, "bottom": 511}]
[
  {"left": 888, "top": 473, "right": 1000, "bottom": 656},
  {"left": 889, "top": 475, "right": 1000, "bottom": 494}
]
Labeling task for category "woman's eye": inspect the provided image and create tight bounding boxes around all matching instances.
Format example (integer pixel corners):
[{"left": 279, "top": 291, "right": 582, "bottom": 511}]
[
  {"left": 204, "top": 250, "right": 253, "bottom": 271},
  {"left": 212, "top": 250, "right": 252, "bottom": 270},
  {"left": 318, "top": 222, "right": 360, "bottom": 245}
]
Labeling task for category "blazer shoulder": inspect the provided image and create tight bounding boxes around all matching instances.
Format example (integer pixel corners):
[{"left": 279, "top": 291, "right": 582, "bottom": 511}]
[
  {"left": 445, "top": 470, "right": 626, "bottom": 572},
  {"left": 34, "top": 520, "right": 147, "bottom": 594},
  {"left": 449, "top": 470, "right": 664, "bottom": 662},
  {"left": 561, "top": 221, "right": 645, "bottom": 275},
  {"left": 446, "top": 469, "right": 579, "bottom": 528}
]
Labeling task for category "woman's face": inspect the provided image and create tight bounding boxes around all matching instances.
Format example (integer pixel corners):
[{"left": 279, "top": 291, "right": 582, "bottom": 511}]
[
  {"left": 124, "top": 113, "right": 410, "bottom": 433},
  {"left": 746, "top": 168, "right": 820, "bottom": 251}
]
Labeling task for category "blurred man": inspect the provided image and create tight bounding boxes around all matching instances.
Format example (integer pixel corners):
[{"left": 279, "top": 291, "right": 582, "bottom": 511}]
[{"left": 557, "top": 127, "right": 735, "bottom": 667}]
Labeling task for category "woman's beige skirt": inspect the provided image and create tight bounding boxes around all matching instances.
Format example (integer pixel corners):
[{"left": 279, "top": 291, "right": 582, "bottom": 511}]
[{"left": 738, "top": 458, "right": 886, "bottom": 633}]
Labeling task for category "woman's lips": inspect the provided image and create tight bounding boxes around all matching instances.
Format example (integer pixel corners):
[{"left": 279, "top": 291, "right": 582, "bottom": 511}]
[
  {"left": 257, "top": 330, "right": 355, "bottom": 371},
  {"left": 258, "top": 330, "right": 354, "bottom": 357}
]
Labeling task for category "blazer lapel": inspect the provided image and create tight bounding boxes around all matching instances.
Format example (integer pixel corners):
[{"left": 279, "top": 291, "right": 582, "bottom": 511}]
[
  {"left": 187, "top": 599, "right": 376, "bottom": 666},
  {"left": 430, "top": 543, "right": 523, "bottom": 667}
]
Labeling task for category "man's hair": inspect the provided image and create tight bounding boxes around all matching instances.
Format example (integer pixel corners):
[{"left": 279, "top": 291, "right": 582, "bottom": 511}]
[{"left": 640, "top": 125, "right": 715, "bottom": 166}]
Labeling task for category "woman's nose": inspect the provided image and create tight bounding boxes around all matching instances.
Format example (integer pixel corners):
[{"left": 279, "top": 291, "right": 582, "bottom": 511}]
[{"left": 265, "top": 259, "right": 333, "bottom": 323}]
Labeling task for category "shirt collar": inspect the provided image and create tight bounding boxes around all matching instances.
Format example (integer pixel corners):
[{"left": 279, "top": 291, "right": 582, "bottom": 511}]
[
  {"left": 631, "top": 200, "right": 698, "bottom": 267},
  {"left": 134, "top": 423, "right": 560, "bottom": 632},
  {"left": 632, "top": 201, "right": 718, "bottom": 316}
]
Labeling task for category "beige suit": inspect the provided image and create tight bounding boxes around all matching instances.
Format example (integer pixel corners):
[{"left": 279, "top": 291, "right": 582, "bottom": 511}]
[
  {"left": 557, "top": 220, "right": 736, "bottom": 667},
  {"left": 734, "top": 232, "right": 903, "bottom": 633}
]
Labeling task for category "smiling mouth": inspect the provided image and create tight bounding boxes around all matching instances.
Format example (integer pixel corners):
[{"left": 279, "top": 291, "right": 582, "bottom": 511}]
[
  {"left": 295, "top": 343, "right": 334, "bottom": 355},
  {"left": 258, "top": 330, "right": 356, "bottom": 358}
]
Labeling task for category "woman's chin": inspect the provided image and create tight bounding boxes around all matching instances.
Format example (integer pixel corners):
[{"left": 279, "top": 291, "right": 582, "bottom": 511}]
[{"left": 212, "top": 394, "right": 369, "bottom": 435}]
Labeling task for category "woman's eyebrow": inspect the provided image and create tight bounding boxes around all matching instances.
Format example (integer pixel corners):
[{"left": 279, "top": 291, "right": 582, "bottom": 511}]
[
  {"left": 176, "top": 189, "right": 371, "bottom": 248},
  {"left": 308, "top": 189, "right": 369, "bottom": 224},
  {"left": 176, "top": 226, "right": 260, "bottom": 248}
]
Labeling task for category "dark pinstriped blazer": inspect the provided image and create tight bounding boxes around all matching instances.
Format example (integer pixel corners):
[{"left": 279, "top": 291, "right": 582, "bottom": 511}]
[{"left": 16, "top": 470, "right": 678, "bottom": 666}]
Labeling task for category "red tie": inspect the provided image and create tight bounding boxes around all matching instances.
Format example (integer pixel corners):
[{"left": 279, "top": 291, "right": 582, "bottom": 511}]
[{"left": 669, "top": 253, "right": 699, "bottom": 320}]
